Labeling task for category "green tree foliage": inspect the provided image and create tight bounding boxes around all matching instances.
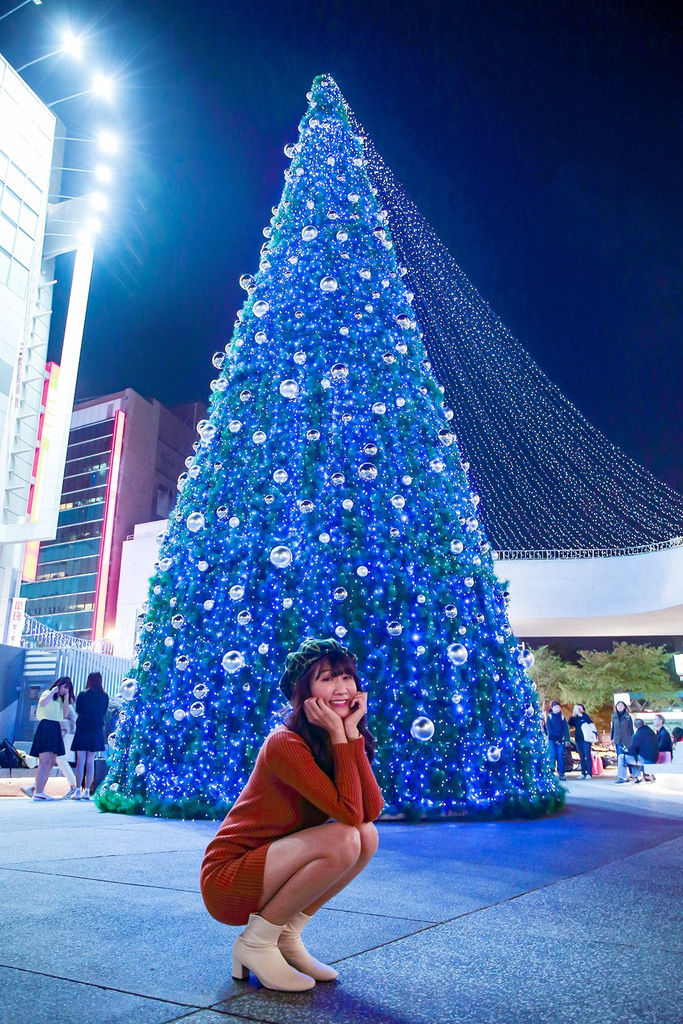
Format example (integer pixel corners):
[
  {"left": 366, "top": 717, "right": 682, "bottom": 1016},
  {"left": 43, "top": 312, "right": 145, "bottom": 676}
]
[
  {"left": 527, "top": 646, "right": 574, "bottom": 708},
  {"left": 557, "top": 643, "right": 679, "bottom": 712}
]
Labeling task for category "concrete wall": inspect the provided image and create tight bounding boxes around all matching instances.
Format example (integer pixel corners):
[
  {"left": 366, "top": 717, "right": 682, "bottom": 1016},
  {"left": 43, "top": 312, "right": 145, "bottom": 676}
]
[{"left": 500, "top": 545, "right": 683, "bottom": 638}]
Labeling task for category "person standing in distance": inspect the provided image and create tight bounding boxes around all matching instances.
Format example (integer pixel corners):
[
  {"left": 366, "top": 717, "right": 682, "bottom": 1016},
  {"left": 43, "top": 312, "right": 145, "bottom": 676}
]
[
  {"left": 201, "top": 638, "right": 383, "bottom": 992},
  {"left": 569, "top": 704, "right": 597, "bottom": 779},
  {"left": 71, "top": 672, "right": 110, "bottom": 800},
  {"left": 611, "top": 700, "right": 634, "bottom": 783},
  {"left": 544, "top": 701, "right": 569, "bottom": 779},
  {"left": 26, "top": 677, "right": 70, "bottom": 800}
]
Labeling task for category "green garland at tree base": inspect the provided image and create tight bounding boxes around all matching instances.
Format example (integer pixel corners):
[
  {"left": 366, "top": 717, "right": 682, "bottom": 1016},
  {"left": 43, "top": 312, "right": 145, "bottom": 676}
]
[
  {"left": 94, "top": 784, "right": 564, "bottom": 822},
  {"left": 93, "top": 786, "right": 232, "bottom": 821}
]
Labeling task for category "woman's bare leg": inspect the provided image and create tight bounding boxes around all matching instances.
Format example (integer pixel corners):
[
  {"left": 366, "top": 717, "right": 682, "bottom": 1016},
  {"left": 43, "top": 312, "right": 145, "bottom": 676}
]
[
  {"left": 75, "top": 751, "right": 86, "bottom": 789},
  {"left": 84, "top": 751, "right": 95, "bottom": 792},
  {"left": 258, "top": 821, "right": 361, "bottom": 926},
  {"left": 35, "top": 753, "right": 55, "bottom": 794},
  {"left": 56, "top": 755, "right": 76, "bottom": 788},
  {"left": 302, "top": 822, "right": 378, "bottom": 916}
]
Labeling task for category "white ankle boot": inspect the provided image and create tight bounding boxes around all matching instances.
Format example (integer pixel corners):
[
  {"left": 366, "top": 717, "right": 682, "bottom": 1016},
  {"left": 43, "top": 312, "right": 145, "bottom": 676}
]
[
  {"left": 278, "top": 911, "right": 339, "bottom": 981},
  {"left": 232, "top": 913, "right": 315, "bottom": 991}
]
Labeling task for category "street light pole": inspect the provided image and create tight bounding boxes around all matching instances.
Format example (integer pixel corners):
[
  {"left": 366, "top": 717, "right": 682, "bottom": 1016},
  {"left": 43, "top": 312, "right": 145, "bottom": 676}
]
[
  {"left": 17, "top": 46, "right": 60, "bottom": 72},
  {"left": 48, "top": 74, "right": 114, "bottom": 108},
  {"left": 0, "top": 0, "right": 42, "bottom": 22},
  {"left": 17, "top": 33, "right": 83, "bottom": 72}
]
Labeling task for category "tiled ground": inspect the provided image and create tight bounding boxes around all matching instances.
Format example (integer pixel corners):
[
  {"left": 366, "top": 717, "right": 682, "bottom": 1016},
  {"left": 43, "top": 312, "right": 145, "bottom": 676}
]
[{"left": 1, "top": 776, "right": 681, "bottom": 1024}]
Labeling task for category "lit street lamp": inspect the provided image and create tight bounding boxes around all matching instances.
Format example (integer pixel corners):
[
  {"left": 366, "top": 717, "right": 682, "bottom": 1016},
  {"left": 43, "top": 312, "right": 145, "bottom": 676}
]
[
  {"left": 94, "top": 163, "right": 112, "bottom": 183},
  {"left": 52, "top": 164, "right": 114, "bottom": 182},
  {"left": 54, "top": 131, "right": 121, "bottom": 153},
  {"left": 48, "top": 72, "right": 114, "bottom": 108},
  {"left": 17, "top": 30, "right": 83, "bottom": 71},
  {"left": 97, "top": 130, "right": 119, "bottom": 153},
  {"left": 89, "top": 191, "right": 108, "bottom": 212}
]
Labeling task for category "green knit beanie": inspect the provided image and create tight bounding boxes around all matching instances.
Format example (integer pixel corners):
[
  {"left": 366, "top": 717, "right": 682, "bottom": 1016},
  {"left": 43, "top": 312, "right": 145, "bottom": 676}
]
[{"left": 279, "top": 637, "right": 354, "bottom": 699}]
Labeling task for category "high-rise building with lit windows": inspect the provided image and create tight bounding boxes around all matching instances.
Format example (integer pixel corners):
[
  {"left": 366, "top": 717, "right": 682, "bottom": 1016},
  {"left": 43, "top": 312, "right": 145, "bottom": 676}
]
[
  {"left": 20, "top": 389, "right": 203, "bottom": 642},
  {"left": 0, "top": 51, "right": 98, "bottom": 643}
]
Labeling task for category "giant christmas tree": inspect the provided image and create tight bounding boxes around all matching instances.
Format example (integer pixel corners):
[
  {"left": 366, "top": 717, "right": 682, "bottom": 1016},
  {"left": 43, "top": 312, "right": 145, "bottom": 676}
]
[{"left": 98, "top": 75, "right": 562, "bottom": 821}]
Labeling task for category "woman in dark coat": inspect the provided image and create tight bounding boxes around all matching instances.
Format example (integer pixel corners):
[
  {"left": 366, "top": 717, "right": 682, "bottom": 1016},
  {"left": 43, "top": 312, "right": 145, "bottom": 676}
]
[
  {"left": 568, "top": 704, "right": 597, "bottom": 778},
  {"left": 544, "top": 701, "right": 570, "bottom": 779},
  {"left": 71, "top": 672, "right": 109, "bottom": 800},
  {"left": 611, "top": 700, "right": 634, "bottom": 783}
]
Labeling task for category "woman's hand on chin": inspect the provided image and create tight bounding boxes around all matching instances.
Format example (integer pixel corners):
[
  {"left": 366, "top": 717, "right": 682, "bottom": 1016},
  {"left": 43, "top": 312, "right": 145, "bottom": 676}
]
[
  {"left": 344, "top": 691, "right": 367, "bottom": 740},
  {"left": 303, "top": 697, "right": 346, "bottom": 742}
]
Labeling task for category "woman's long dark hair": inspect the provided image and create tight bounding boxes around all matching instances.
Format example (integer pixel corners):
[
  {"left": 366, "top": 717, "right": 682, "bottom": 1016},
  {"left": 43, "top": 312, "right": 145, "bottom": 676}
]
[
  {"left": 85, "top": 672, "right": 104, "bottom": 692},
  {"left": 50, "top": 676, "right": 73, "bottom": 699},
  {"left": 283, "top": 651, "right": 375, "bottom": 778}
]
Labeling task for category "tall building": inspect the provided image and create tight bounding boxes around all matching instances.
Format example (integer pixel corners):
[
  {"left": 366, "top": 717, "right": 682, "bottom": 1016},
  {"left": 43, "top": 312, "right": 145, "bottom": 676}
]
[
  {"left": 0, "top": 52, "right": 99, "bottom": 643},
  {"left": 20, "top": 389, "right": 204, "bottom": 642}
]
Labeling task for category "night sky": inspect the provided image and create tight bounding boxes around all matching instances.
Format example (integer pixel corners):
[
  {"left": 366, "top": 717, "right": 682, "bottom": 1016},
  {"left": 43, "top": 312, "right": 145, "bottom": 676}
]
[{"left": 3, "top": 0, "right": 681, "bottom": 491}]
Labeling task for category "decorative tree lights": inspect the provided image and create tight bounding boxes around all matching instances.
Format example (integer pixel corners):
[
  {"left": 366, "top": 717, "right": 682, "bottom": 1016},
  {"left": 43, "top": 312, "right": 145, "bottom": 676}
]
[{"left": 97, "top": 75, "right": 561, "bottom": 821}]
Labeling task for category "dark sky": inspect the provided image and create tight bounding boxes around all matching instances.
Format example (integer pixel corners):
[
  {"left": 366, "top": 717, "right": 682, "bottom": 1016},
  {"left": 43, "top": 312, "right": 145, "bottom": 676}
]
[{"left": 4, "top": 0, "right": 682, "bottom": 490}]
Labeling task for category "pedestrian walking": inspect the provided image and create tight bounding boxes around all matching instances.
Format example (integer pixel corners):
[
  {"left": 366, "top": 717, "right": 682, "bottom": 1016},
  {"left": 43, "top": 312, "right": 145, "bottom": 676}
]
[
  {"left": 569, "top": 704, "right": 598, "bottom": 778},
  {"left": 71, "top": 672, "right": 109, "bottom": 800},
  {"left": 200, "top": 638, "right": 383, "bottom": 992},
  {"left": 545, "top": 700, "right": 569, "bottom": 779},
  {"left": 24, "top": 677, "right": 70, "bottom": 800},
  {"left": 611, "top": 700, "right": 634, "bottom": 783}
]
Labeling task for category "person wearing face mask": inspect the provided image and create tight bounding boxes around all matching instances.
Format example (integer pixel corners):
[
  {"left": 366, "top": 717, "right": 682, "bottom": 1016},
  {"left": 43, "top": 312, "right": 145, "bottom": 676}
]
[
  {"left": 611, "top": 700, "right": 634, "bottom": 783},
  {"left": 200, "top": 638, "right": 383, "bottom": 993}
]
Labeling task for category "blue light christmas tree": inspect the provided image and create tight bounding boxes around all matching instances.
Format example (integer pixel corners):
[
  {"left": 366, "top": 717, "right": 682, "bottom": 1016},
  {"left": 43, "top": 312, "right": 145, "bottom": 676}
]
[{"left": 97, "top": 75, "right": 562, "bottom": 821}]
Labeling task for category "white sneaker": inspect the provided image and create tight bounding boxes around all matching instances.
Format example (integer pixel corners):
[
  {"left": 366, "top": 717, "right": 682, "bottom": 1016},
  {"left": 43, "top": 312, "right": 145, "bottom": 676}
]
[
  {"left": 70, "top": 789, "right": 82, "bottom": 800},
  {"left": 82, "top": 791, "right": 91, "bottom": 801},
  {"left": 33, "top": 791, "right": 54, "bottom": 801},
  {"left": 20, "top": 785, "right": 35, "bottom": 799}
]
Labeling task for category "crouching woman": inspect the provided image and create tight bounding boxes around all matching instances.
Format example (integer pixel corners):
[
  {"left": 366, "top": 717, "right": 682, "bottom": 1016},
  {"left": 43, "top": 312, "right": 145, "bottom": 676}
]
[{"left": 200, "top": 638, "right": 383, "bottom": 991}]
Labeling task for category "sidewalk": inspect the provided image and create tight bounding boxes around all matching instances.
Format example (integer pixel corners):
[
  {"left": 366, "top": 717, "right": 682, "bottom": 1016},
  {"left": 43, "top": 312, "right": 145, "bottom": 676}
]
[{"left": 2, "top": 776, "right": 681, "bottom": 1024}]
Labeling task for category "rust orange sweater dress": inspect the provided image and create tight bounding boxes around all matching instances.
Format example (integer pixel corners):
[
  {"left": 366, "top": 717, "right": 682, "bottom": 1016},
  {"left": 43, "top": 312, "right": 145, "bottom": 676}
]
[{"left": 200, "top": 727, "right": 384, "bottom": 926}]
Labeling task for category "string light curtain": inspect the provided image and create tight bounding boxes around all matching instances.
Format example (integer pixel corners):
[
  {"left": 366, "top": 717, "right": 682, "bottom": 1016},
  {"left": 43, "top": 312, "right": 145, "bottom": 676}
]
[{"left": 347, "top": 110, "right": 683, "bottom": 554}]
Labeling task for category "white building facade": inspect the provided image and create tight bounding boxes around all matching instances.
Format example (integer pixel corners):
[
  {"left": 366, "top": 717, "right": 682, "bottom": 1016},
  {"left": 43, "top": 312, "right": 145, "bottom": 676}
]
[{"left": 0, "top": 52, "right": 94, "bottom": 643}]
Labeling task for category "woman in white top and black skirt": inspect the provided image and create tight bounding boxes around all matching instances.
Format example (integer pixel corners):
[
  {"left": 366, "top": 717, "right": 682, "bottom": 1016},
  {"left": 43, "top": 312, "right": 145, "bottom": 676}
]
[{"left": 29, "top": 677, "right": 71, "bottom": 801}]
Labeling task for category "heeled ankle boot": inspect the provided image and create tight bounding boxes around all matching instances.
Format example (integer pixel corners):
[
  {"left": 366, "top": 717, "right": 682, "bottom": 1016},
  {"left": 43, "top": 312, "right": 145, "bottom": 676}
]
[
  {"left": 278, "top": 911, "right": 339, "bottom": 981},
  {"left": 231, "top": 913, "right": 315, "bottom": 991}
]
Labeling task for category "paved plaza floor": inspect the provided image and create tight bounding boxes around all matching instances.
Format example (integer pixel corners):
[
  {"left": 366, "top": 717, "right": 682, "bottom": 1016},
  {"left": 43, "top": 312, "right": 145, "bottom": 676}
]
[{"left": 2, "top": 775, "right": 681, "bottom": 1024}]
